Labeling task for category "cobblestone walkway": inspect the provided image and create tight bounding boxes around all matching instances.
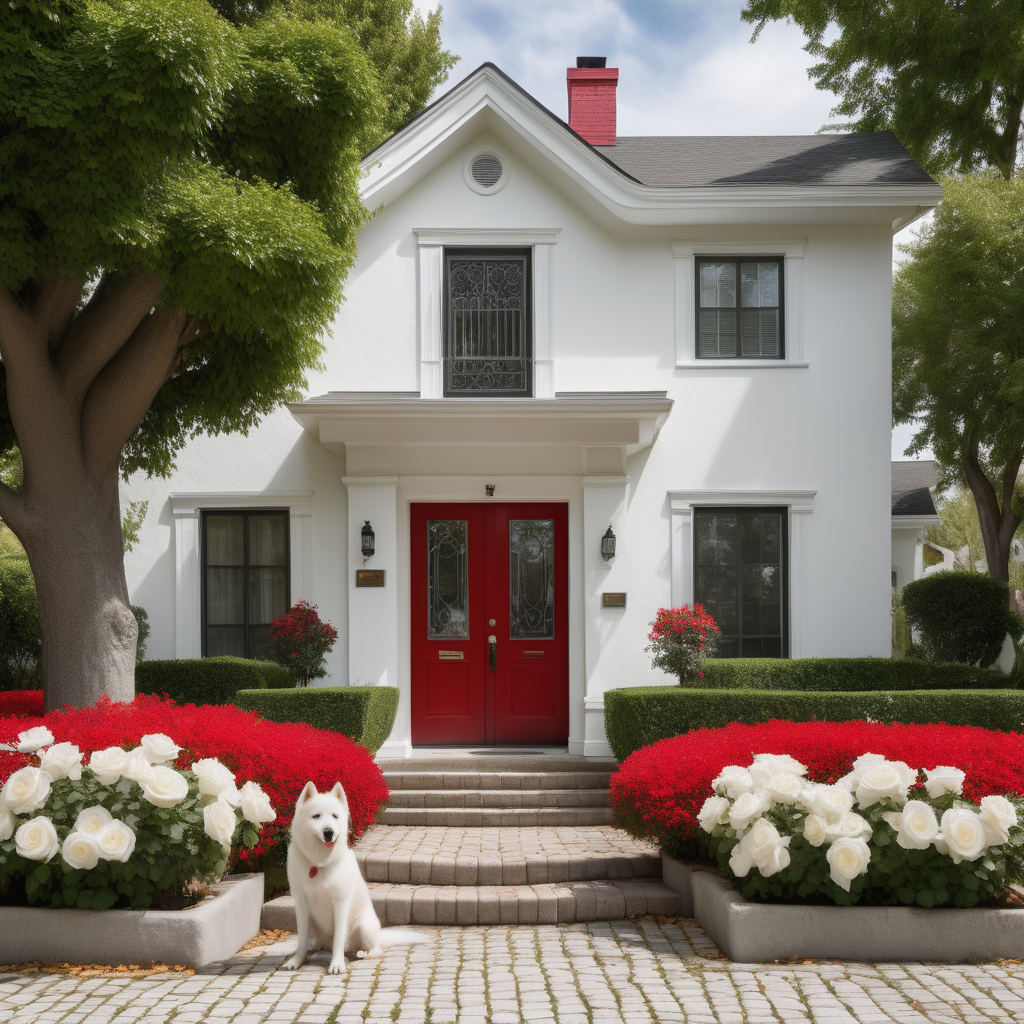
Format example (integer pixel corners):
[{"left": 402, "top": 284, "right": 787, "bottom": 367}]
[{"left": 4, "top": 918, "right": 1024, "bottom": 1024}]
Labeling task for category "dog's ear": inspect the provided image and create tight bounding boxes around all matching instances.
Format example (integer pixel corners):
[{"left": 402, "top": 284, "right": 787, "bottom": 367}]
[
  {"left": 298, "top": 781, "right": 318, "bottom": 805},
  {"left": 330, "top": 782, "right": 348, "bottom": 806}
]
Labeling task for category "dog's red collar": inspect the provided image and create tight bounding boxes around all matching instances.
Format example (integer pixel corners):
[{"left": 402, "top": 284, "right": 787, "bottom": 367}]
[{"left": 309, "top": 866, "right": 318, "bottom": 878}]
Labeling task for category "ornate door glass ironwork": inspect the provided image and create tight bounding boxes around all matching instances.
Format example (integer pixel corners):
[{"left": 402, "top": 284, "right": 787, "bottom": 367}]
[
  {"left": 444, "top": 249, "right": 532, "bottom": 396},
  {"left": 427, "top": 519, "right": 469, "bottom": 638},
  {"left": 509, "top": 519, "right": 554, "bottom": 639}
]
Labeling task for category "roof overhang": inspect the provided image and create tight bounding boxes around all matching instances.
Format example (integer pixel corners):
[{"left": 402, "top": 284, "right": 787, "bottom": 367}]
[
  {"left": 891, "top": 514, "right": 940, "bottom": 530},
  {"left": 361, "top": 64, "right": 942, "bottom": 231}
]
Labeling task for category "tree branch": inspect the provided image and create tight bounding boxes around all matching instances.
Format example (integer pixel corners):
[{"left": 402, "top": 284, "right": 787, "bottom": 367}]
[
  {"left": 33, "top": 276, "right": 84, "bottom": 353},
  {"left": 0, "top": 278, "right": 40, "bottom": 372},
  {"left": 0, "top": 478, "right": 28, "bottom": 538}
]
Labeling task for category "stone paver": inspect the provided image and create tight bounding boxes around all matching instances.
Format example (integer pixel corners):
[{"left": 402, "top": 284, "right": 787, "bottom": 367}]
[{"left": 5, "top": 919, "right": 1024, "bottom": 1024}]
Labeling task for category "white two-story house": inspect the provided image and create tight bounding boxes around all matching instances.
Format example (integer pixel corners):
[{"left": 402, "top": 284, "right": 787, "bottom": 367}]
[{"left": 123, "top": 60, "right": 941, "bottom": 757}]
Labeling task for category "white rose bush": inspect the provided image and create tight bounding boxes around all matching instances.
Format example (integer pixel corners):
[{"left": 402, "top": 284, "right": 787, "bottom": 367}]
[
  {"left": 697, "top": 752, "right": 1024, "bottom": 906},
  {"left": 0, "top": 727, "right": 276, "bottom": 910}
]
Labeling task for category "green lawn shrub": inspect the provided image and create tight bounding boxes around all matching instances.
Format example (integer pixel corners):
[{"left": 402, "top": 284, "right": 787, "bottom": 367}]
[
  {"left": 901, "top": 570, "right": 1022, "bottom": 667},
  {"left": 135, "top": 657, "right": 293, "bottom": 705},
  {"left": 604, "top": 685, "right": 1024, "bottom": 761},
  {"left": 0, "top": 556, "right": 40, "bottom": 690},
  {"left": 234, "top": 686, "right": 399, "bottom": 753}
]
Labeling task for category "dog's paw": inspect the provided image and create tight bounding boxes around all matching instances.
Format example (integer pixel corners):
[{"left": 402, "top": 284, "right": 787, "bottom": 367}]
[
  {"left": 281, "top": 956, "right": 304, "bottom": 971},
  {"left": 355, "top": 945, "right": 383, "bottom": 960},
  {"left": 327, "top": 957, "right": 347, "bottom": 975}
]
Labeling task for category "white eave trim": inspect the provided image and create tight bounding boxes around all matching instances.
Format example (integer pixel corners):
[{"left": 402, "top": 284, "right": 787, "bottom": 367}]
[{"left": 892, "top": 514, "right": 940, "bottom": 529}]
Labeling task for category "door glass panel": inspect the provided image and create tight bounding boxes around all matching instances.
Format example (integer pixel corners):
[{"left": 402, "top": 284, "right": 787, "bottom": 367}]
[
  {"left": 427, "top": 520, "right": 469, "bottom": 638},
  {"left": 509, "top": 519, "right": 554, "bottom": 639}
]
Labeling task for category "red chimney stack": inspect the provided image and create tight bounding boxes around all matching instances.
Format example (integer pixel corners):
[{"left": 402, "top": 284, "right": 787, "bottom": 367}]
[{"left": 566, "top": 56, "right": 618, "bottom": 146}]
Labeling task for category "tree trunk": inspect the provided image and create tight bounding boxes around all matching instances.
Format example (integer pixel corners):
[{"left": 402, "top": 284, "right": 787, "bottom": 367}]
[
  {"left": 22, "top": 462, "right": 136, "bottom": 711},
  {"left": 962, "top": 448, "right": 1021, "bottom": 583}
]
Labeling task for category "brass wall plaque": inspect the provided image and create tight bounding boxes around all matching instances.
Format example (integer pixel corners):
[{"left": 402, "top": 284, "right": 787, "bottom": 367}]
[
  {"left": 355, "top": 569, "right": 386, "bottom": 587},
  {"left": 438, "top": 650, "right": 464, "bottom": 661},
  {"left": 602, "top": 592, "right": 626, "bottom": 608}
]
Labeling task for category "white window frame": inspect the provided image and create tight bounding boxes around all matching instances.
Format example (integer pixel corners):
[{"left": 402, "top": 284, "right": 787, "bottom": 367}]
[
  {"left": 414, "top": 228, "right": 560, "bottom": 398},
  {"left": 170, "top": 491, "right": 313, "bottom": 659},
  {"left": 672, "top": 241, "right": 807, "bottom": 368},
  {"left": 668, "top": 489, "right": 815, "bottom": 657}
]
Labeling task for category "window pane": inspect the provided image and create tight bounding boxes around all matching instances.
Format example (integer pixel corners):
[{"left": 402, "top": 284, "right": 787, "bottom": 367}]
[
  {"left": 700, "top": 263, "right": 736, "bottom": 308},
  {"left": 740, "top": 309, "right": 778, "bottom": 357},
  {"left": 206, "top": 567, "right": 245, "bottom": 624},
  {"left": 697, "top": 515, "right": 737, "bottom": 566},
  {"left": 699, "top": 310, "right": 737, "bottom": 357},
  {"left": 206, "top": 516, "right": 243, "bottom": 566},
  {"left": 249, "top": 566, "right": 288, "bottom": 625},
  {"left": 248, "top": 624, "right": 272, "bottom": 662},
  {"left": 427, "top": 520, "right": 469, "bottom": 638},
  {"left": 206, "top": 626, "right": 246, "bottom": 658},
  {"left": 510, "top": 519, "right": 554, "bottom": 639},
  {"left": 740, "top": 262, "right": 779, "bottom": 307},
  {"left": 249, "top": 515, "right": 287, "bottom": 566}
]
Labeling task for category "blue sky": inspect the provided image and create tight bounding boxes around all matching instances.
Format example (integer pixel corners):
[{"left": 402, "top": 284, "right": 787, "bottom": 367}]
[{"left": 415, "top": 0, "right": 929, "bottom": 460}]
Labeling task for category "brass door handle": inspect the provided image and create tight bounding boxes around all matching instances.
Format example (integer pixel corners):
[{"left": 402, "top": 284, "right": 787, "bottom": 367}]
[{"left": 488, "top": 635, "right": 497, "bottom": 672}]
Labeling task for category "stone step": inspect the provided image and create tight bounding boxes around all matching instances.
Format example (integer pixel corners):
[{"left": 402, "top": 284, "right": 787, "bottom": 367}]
[
  {"left": 387, "top": 788, "right": 610, "bottom": 809},
  {"left": 383, "top": 771, "right": 613, "bottom": 791},
  {"left": 262, "top": 879, "right": 679, "bottom": 928},
  {"left": 379, "top": 806, "right": 613, "bottom": 826}
]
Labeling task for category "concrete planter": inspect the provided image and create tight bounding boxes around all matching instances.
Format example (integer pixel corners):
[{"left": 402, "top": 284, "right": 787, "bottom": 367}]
[
  {"left": 671, "top": 861, "right": 1024, "bottom": 963},
  {"left": 0, "top": 873, "right": 263, "bottom": 968},
  {"left": 660, "top": 854, "right": 694, "bottom": 917}
]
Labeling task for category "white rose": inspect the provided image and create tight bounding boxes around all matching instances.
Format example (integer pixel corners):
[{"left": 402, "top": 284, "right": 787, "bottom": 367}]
[
  {"left": 923, "top": 766, "right": 965, "bottom": 799},
  {"left": 88, "top": 747, "right": 132, "bottom": 786},
  {"left": 941, "top": 808, "right": 988, "bottom": 863},
  {"left": 698, "top": 795, "right": 732, "bottom": 833},
  {"left": 729, "top": 837, "right": 755, "bottom": 878},
  {"left": 75, "top": 806, "right": 113, "bottom": 836},
  {"left": 822, "top": 812, "right": 873, "bottom": 843},
  {"left": 745, "top": 817, "right": 792, "bottom": 877},
  {"left": 767, "top": 772, "right": 802, "bottom": 805},
  {"left": 122, "top": 750, "right": 156, "bottom": 785},
  {"left": 799, "top": 784, "right": 853, "bottom": 819},
  {"left": 239, "top": 782, "right": 276, "bottom": 825},
  {"left": 804, "top": 813, "right": 828, "bottom": 847},
  {"left": 855, "top": 760, "right": 917, "bottom": 808},
  {"left": 729, "top": 790, "right": 770, "bottom": 832},
  {"left": 140, "top": 766, "right": 189, "bottom": 809},
  {"left": 138, "top": 733, "right": 181, "bottom": 766},
  {"left": 39, "top": 742, "right": 83, "bottom": 782},
  {"left": 885, "top": 800, "right": 938, "bottom": 850},
  {"left": 836, "top": 752, "right": 886, "bottom": 791},
  {"left": 712, "top": 766, "right": 753, "bottom": 800},
  {"left": 826, "top": 837, "right": 871, "bottom": 891},
  {"left": 97, "top": 820, "right": 136, "bottom": 863},
  {"left": 62, "top": 831, "right": 101, "bottom": 871},
  {"left": 14, "top": 816, "right": 59, "bottom": 862},
  {"left": 752, "top": 753, "right": 808, "bottom": 777},
  {"left": 2, "top": 766, "right": 52, "bottom": 814},
  {"left": 0, "top": 805, "right": 15, "bottom": 841},
  {"left": 15, "top": 727, "right": 54, "bottom": 753},
  {"left": 203, "top": 796, "right": 238, "bottom": 850},
  {"left": 192, "top": 758, "right": 236, "bottom": 799},
  {"left": 979, "top": 795, "right": 1017, "bottom": 846}
]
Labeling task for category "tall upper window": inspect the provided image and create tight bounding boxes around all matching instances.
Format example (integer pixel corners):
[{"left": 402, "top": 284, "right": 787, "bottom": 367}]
[
  {"left": 697, "top": 257, "right": 783, "bottom": 359},
  {"left": 444, "top": 248, "right": 532, "bottom": 396},
  {"left": 202, "top": 511, "right": 289, "bottom": 659}
]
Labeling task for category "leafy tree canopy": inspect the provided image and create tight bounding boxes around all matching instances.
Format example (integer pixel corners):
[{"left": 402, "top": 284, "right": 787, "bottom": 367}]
[{"left": 741, "top": 0, "right": 1024, "bottom": 177}]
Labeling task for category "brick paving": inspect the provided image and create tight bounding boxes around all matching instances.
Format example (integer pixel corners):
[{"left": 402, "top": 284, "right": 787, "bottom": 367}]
[{"left": 5, "top": 919, "right": 1024, "bottom": 1024}]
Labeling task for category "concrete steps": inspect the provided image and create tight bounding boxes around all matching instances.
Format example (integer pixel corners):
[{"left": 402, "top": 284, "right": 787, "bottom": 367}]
[{"left": 380, "top": 806, "right": 613, "bottom": 826}]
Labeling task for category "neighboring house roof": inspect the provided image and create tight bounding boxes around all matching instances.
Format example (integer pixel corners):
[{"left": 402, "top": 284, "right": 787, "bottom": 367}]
[
  {"left": 892, "top": 460, "right": 938, "bottom": 517},
  {"left": 594, "top": 134, "right": 936, "bottom": 188}
]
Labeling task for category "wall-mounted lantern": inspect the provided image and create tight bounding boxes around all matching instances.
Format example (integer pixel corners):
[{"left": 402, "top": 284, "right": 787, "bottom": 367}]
[
  {"left": 601, "top": 526, "right": 616, "bottom": 561},
  {"left": 361, "top": 520, "right": 375, "bottom": 562}
]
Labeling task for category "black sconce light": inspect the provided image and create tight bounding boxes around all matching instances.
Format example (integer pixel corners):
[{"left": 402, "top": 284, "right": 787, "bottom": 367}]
[
  {"left": 361, "top": 520, "right": 375, "bottom": 562},
  {"left": 601, "top": 526, "right": 616, "bottom": 561}
]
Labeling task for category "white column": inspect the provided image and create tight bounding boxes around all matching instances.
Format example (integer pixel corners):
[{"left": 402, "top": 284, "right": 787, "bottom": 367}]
[
  {"left": 419, "top": 246, "right": 443, "bottom": 398},
  {"left": 670, "top": 498, "right": 694, "bottom": 607},
  {"left": 289, "top": 506, "right": 312, "bottom": 603},
  {"left": 534, "top": 242, "right": 555, "bottom": 398},
  {"left": 789, "top": 506, "right": 811, "bottom": 657},
  {"left": 671, "top": 243, "right": 695, "bottom": 366},
  {"left": 173, "top": 512, "right": 201, "bottom": 658},
  {"left": 785, "top": 250, "right": 805, "bottom": 362}
]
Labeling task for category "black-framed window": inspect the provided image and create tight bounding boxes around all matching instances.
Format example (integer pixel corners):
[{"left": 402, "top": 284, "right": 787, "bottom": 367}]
[
  {"left": 444, "top": 247, "right": 532, "bottom": 396},
  {"left": 697, "top": 257, "right": 783, "bottom": 358},
  {"left": 694, "top": 507, "right": 787, "bottom": 658},
  {"left": 202, "top": 511, "right": 290, "bottom": 660}
]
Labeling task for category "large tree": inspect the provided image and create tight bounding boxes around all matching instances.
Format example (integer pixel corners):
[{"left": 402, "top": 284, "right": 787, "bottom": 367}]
[
  {"left": 0, "top": 0, "right": 454, "bottom": 710},
  {"left": 741, "top": 0, "right": 1024, "bottom": 178},
  {"left": 893, "top": 173, "right": 1024, "bottom": 582}
]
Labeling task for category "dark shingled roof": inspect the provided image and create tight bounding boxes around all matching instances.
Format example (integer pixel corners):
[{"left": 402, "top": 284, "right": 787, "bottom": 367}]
[
  {"left": 892, "top": 461, "right": 938, "bottom": 517},
  {"left": 594, "top": 133, "right": 936, "bottom": 187}
]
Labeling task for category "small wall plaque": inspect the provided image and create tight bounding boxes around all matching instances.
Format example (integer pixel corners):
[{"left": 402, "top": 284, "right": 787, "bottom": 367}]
[
  {"left": 602, "top": 592, "right": 626, "bottom": 608},
  {"left": 356, "top": 569, "right": 386, "bottom": 588}
]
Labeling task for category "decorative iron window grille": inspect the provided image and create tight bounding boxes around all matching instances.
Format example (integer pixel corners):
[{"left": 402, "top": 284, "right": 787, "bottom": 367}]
[{"left": 444, "top": 248, "right": 532, "bottom": 396}]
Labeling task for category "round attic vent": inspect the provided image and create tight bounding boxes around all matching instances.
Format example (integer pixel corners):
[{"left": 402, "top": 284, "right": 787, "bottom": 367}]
[{"left": 464, "top": 150, "right": 510, "bottom": 194}]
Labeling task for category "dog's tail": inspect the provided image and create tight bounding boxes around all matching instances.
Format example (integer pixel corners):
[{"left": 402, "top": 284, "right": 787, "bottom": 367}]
[{"left": 379, "top": 927, "right": 431, "bottom": 948}]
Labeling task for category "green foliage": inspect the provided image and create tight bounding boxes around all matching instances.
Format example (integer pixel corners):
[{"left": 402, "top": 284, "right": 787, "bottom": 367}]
[
  {"left": 122, "top": 501, "right": 148, "bottom": 554},
  {"left": 135, "top": 657, "right": 293, "bottom": 705},
  {"left": 901, "top": 571, "right": 1021, "bottom": 667},
  {"left": 604, "top": 687, "right": 1024, "bottom": 761},
  {"left": 891, "top": 589, "right": 912, "bottom": 659},
  {"left": 234, "top": 685, "right": 399, "bottom": 753},
  {"left": 927, "top": 485, "right": 987, "bottom": 570},
  {"left": 741, "top": 0, "right": 1024, "bottom": 177},
  {"left": 0, "top": 557, "right": 41, "bottom": 690},
  {"left": 131, "top": 605, "right": 150, "bottom": 664}
]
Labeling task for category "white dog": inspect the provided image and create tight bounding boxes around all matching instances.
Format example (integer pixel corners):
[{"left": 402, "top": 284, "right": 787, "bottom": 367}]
[{"left": 282, "top": 781, "right": 427, "bottom": 973}]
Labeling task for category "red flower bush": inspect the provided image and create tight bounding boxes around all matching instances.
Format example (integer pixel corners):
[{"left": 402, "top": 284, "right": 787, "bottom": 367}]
[
  {"left": 0, "top": 690, "right": 43, "bottom": 718},
  {"left": 0, "top": 694, "right": 387, "bottom": 867},
  {"left": 645, "top": 604, "right": 721, "bottom": 683},
  {"left": 269, "top": 600, "right": 339, "bottom": 686},
  {"left": 611, "top": 719, "right": 1024, "bottom": 860}
]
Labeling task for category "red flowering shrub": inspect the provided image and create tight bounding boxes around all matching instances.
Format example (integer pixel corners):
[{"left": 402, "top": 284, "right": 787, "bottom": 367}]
[
  {"left": 0, "top": 694, "right": 387, "bottom": 869},
  {"left": 0, "top": 689, "right": 43, "bottom": 718},
  {"left": 269, "top": 600, "right": 339, "bottom": 686},
  {"left": 611, "top": 719, "right": 1024, "bottom": 860},
  {"left": 645, "top": 604, "right": 721, "bottom": 684}
]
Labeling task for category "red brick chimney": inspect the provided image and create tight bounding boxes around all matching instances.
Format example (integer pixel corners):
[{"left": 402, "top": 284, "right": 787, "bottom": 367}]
[{"left": 566, "top": 56, "right": 618, "bottom": 145}]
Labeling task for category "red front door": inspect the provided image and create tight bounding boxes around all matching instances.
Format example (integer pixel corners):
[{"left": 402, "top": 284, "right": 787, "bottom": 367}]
[{"left": 411, "top": 502, "right": 569, "bottom": 745}]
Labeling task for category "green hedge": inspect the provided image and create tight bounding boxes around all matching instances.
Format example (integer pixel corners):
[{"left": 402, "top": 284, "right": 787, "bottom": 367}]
[
  {"left": 604, "top": 686, "right": 1024, "bottom": 761},
  {"left": 0, "top": 556, "right": 41, "bottom": 691},
  {"left": 233, "top": 686, "right": 399, "bottom": 754},
  {"left": 691, "top": 657, "right": 1011, "bottom": 691},
  {"left": 135, "top": 657, "right": 294, "bottom": 705}
]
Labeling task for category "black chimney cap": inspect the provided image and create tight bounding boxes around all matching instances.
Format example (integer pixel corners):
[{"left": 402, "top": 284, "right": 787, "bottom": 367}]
[{"left": 576, "top": 57, "right": 607, "bottom": 68}]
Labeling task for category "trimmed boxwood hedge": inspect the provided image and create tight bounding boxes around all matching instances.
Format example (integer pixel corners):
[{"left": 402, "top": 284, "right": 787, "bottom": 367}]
[
  {"left": 135, "top": 657, "right": 294, "bottom": 706},
  {"left": 691, "top": 657, "right": 1009, "bottom": 691},
  {"left": 603, "top": 686, "right": 1024, "bottom": 761},
  {"left": 234, "top": 686, "right": 399, "bottom": 754}
]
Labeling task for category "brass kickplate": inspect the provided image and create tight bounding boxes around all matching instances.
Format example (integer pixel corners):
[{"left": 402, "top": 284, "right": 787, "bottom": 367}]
[
  {"left": 355, "top": 569, "right": 386, "bottom": 587},
  {"left": 602, "top": 592, "right": 626, "bottom": 608},
  {"left": 438, "top": 650, "right": 465, "bottom": 661}
]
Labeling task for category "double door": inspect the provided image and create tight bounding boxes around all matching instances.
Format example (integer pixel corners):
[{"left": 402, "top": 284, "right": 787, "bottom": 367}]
[{"left": 410, "top": 502, "right": 569, "bottom": 745}]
